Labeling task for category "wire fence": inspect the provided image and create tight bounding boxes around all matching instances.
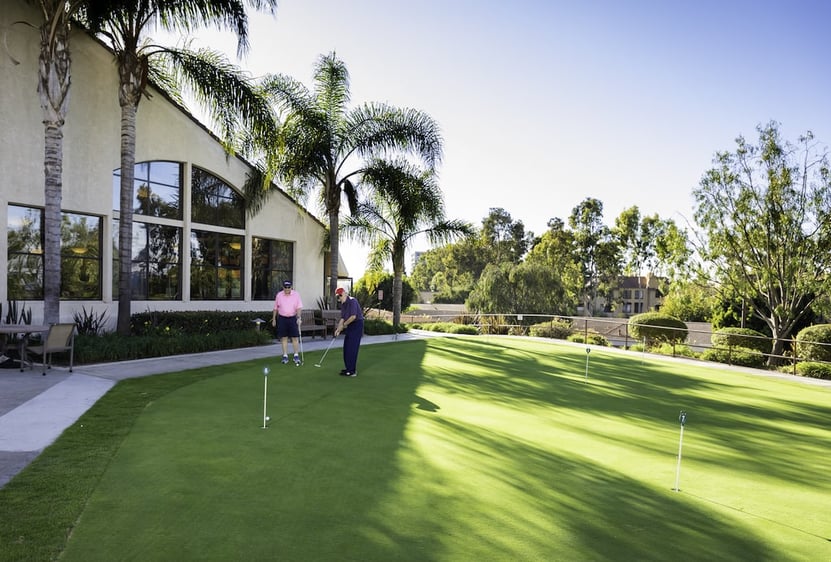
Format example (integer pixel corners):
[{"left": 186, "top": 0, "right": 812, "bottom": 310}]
[{"left": 388, "top": 309, "right": 831, "bottom": 376}]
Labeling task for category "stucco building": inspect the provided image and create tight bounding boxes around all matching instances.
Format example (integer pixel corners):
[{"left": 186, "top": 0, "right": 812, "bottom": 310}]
[{"left": 1, "top": 1, "right": 337, "bottom": 327}]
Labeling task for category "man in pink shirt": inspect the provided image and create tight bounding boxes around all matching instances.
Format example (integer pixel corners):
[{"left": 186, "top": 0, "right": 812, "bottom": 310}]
[{"left": 271, "top": 280, "right": 303, "bottom": 365}]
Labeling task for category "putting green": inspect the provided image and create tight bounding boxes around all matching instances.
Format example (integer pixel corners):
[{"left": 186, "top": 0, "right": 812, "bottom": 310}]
[{"left": 60, "top": 337, "right": 831, "bottom": 561}]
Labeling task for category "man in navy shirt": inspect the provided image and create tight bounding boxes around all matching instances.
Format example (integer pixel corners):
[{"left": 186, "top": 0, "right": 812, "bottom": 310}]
[{"left": 333, "top": 287, "right": 364, "bottom": 377}]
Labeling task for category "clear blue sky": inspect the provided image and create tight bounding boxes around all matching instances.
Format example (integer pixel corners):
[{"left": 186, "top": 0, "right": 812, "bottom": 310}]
[{"left": 164, "top": 0, "right": 831, "bottom": 280}]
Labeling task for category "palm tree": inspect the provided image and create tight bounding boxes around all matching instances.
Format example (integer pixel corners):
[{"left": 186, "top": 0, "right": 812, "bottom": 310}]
[
  {"left": 92, "top": 0, "right": 279, "bottom": 334},
  {"left": 342, "top": 158, "right": 472, "bottom": 327},
  {"left": 23, "top": 0, "right": 93, "bottom": 324},
  {"left": 252, "top": 52, "right": 444, "bottom": 305}
]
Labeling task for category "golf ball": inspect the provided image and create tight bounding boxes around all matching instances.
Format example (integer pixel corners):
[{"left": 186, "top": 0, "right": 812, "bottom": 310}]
[{"left": 266, "top": 416, "right": 270, "bottom": 421}]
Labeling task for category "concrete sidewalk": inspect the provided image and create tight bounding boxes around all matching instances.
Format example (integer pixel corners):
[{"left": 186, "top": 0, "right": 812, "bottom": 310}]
[{"left": 0, "top": 332, "right": 425, "bottom": 488}]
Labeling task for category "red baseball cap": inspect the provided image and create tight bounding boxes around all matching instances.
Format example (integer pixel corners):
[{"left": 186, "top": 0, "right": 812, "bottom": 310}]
[{"left": 335, "top": 288, "right": 345, "bottom": 296}]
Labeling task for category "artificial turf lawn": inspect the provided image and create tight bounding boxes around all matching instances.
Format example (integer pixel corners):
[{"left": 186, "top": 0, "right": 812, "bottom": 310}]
[{"left": 4, "top": 336, "right": 831, "bottom": 561}]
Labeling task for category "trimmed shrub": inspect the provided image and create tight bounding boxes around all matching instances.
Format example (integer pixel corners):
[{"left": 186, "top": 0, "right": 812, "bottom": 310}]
[
  {"left": 711, "top": 327, "right": 769, "bottom": 353},
  {"left": 794, "top": 324, "right": 831, "bottom": 362},
  {"left": 529, "top": 319, "right": 573, "bottom": 339},
  {"left": 628, "top": 312, "right": 687, "bottom": 344},
  {"left": 795, "top": 361, "right": 831, "bottom": 379},
  {"left": 700, "top": 346, "right": 766, "bottom": 369}
]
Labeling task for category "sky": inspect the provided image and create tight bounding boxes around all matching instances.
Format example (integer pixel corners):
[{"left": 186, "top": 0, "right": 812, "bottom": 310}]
[{"left": 160, "top": 0, "right": 831, "bottom": 280}]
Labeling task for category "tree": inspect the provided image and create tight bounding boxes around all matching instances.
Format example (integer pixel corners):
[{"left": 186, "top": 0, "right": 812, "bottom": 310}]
[
  {"left": 410, "top": 238, "right": 486, "bottom": 303},
  {"left": 693, "top": 121, "right": 831, "bottom": 364},
  {"left": 480, "top": 207, "right": 532, "bottom": 264},
  {"left": 466, "top": 261, "right": 571, "bottom": 316},
  {"left": 342, "top": 158, "right": 472, "bottom": 327},
  {"left": 256, "top": 52, "right": 444, "bottom": 306},
  {"left": 524, "top": 217, "right": 582, "bottom": 307},
  {"left": 93, "top": 0, "right": 279, "bottom": 334},
  {"left": 568, "top": 198, "right": 621, "bottom": 315},
  {"left": 21, "top": 0, "right": 94, "bottom": 323}
]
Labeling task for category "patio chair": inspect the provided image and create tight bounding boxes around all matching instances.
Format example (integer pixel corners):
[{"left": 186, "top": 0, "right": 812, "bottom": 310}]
[{"left": 27, "top": 323, "right": 76, "bottom": 376}]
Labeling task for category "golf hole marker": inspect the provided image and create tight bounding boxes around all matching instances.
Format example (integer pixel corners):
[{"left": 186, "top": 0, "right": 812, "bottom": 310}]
[
  {"left": 584, "top": 347, "right": 591, "bottom": 382},
  {"left": 674, "top": 410, "right": 687, "bottom": 491},
  {"left": 262, "top": 367, "right": 270, "bottom": 429}
]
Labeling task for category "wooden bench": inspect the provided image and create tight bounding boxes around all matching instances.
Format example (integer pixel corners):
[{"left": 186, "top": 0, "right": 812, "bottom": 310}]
[{"left": 300, "top": 309, "right": 326, "bottom": 339}]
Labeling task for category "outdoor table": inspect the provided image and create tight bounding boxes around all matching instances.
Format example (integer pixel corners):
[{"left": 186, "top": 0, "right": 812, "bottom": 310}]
[{"left": 0, "top": 324, "right": 50, "bottom": 371}]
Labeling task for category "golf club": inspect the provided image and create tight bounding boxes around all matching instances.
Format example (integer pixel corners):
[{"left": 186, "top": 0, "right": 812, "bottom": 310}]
[
  {"left": 298, "top": 331, "right": 304, "bottom": 366},
  {"left": 314, "top": 336, "right": 337, "bottom": 367}
]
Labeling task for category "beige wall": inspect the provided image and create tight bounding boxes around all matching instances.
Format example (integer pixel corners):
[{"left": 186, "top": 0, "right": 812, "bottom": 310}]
[{"left": 0, "top": 0, "right": 327, "bottom": 326}]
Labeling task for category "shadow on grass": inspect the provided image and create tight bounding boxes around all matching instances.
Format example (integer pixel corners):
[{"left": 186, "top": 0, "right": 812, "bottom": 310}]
[{"left": 4, "top": 337, "right": 829, "bottom": 560}]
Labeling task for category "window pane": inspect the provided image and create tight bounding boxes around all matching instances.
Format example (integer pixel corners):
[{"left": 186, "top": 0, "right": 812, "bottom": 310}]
[
  {"left": 115, "top": 161, "right": 181, "bottom": 219},
  {"left": 190, "top": 230, "right": 243, "bottom": 300},
  {"left": 252, "top": 237, "right": 293, "bottom": 300},
  {"left": 60, "top": 213, "right": 101, "bottom": 299},
  {"left": 8, "top": 205, "right": 102, "bottom": 300},
  {"left": 191, "top": 167, "right": 244, "bottom": 228},
  {"left": 148, "top": 161, "right": 180, "bottom": 187}
]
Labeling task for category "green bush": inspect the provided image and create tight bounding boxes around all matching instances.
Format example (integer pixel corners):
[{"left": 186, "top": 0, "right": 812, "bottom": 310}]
[
  {"left": 700, "top": 346, "right": 766, "bottom": 369},
  {"left": 567, "top": 332, "right": 609, "bottom": 346},
  {"left": 711, "top": 327, "right": 769, "bottom": 353},
  {"left": 363, "top": 319, "right": 408, "bottom": 336},
  {"left": 794, "top": 361, "right": 831, "bottom": 379},
  {"left": 628, "top": 312, "right": 687, "bottom": 344},
  {"left": 529, "top": 319, "right": 573, "bottom": 339},
  {"left": 651, "top": 342, "right": 698, "bottom": 358},
  {"left": 130, "top": 310, "right": 272, "bottom": 336},
  {"left": 417, "top": 322, "right": 478, "bottom": 335},
  {"left": 794, "top": 324, "right": 831, "bottom": 362}
]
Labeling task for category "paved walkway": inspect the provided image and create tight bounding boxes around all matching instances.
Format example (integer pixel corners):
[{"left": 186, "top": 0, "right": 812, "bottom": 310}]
[{"left": 0, "top": 333, "right": 426, "bottom": 488}]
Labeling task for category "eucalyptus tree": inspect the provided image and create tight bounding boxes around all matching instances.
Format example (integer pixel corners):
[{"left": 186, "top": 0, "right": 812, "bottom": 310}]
[
  {"left": 92, "top": 0, "right": 279, "bottom": 334},
  {"left": 342, "top": 158, "right": 472, "bottom": 327},
  {"left": 693, "top": 121, "right": 831, "bottom": 364},
  {"left": 254, "top": 52, "right": 444, "bottom": 304},
  {"left": 480, "top": 207, "right": 532, "bottom": 264},
  {"left": 568, "top": 197, "right": 621, "bottom": 315},
  {"left": 524, "top": 217, "right": 582, "bottom": 307}
]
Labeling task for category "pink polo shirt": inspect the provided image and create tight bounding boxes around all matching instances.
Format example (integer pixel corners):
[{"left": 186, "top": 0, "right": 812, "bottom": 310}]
[{"left": 274, "top": 290, "right": 303, "bottom": 318}]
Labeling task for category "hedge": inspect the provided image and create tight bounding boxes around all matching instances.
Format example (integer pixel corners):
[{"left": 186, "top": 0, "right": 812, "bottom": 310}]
[
  {"left": 628, "top": 312, "right": 687, "bottom": 343},
  {"left": 794, "top": 324, "right": 831, "bottom": 362},
  {"left": 711, "top": 327, "right": 769, "bottom": 353}
]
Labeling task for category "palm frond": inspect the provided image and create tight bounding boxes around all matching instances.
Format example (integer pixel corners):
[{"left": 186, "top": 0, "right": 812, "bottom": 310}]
[
  {"left": 152, "top": 47, "right": 279, "bottom": 152},
  {"left": 313, "top": 52, "right": 350, "bottom": 120},
  {"left": 346, "top": 103, "right": 444, "bottom": 168}
]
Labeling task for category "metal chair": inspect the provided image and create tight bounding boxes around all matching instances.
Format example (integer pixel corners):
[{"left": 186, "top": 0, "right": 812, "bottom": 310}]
[{"left": 26, "top": 323, "right": 76, "bottom": 376}]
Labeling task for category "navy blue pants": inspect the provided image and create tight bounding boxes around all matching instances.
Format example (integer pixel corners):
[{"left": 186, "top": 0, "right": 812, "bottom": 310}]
[{"left": 342, "top": 320, "right": 364, "bottom": 373}]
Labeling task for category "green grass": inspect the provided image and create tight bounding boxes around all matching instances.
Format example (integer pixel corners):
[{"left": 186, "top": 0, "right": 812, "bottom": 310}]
[{"left": 2, "top": 337, "right": 830, "bottom": 561}]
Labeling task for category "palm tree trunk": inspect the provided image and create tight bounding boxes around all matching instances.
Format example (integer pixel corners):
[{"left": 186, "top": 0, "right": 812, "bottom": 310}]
[
  {"left": 328, "top": 209, "right": 340, "bottom": 307},
  {"left": 116, "top": 57, "right": 143, "bottom": 335},
  {"left": 392, "top": 251, "right": 405, "bottom": 328},
  {"left": 38, "top": 16, "right": 72, "bottom": 325}
]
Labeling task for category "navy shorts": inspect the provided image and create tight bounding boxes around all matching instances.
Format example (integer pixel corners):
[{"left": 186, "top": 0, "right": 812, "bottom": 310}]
[{"left": 276, "top": 315, "right": 300, "bottom": 338}]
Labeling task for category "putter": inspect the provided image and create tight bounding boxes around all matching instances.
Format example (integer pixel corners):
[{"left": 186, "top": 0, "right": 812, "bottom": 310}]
[
  {"left": 298, "top": 332, "right": 304, "bottom": 365},
  {"left": 314, "top": 336, "right": 337, "bottom": 367}
]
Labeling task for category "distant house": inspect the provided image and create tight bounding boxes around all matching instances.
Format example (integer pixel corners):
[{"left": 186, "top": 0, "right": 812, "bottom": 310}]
[
  {"left": 609, "top": 276, "right": 665, "bottom": 316},
  {"left": 1, "top": 0, "right": 341, "bottom": 327}
]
